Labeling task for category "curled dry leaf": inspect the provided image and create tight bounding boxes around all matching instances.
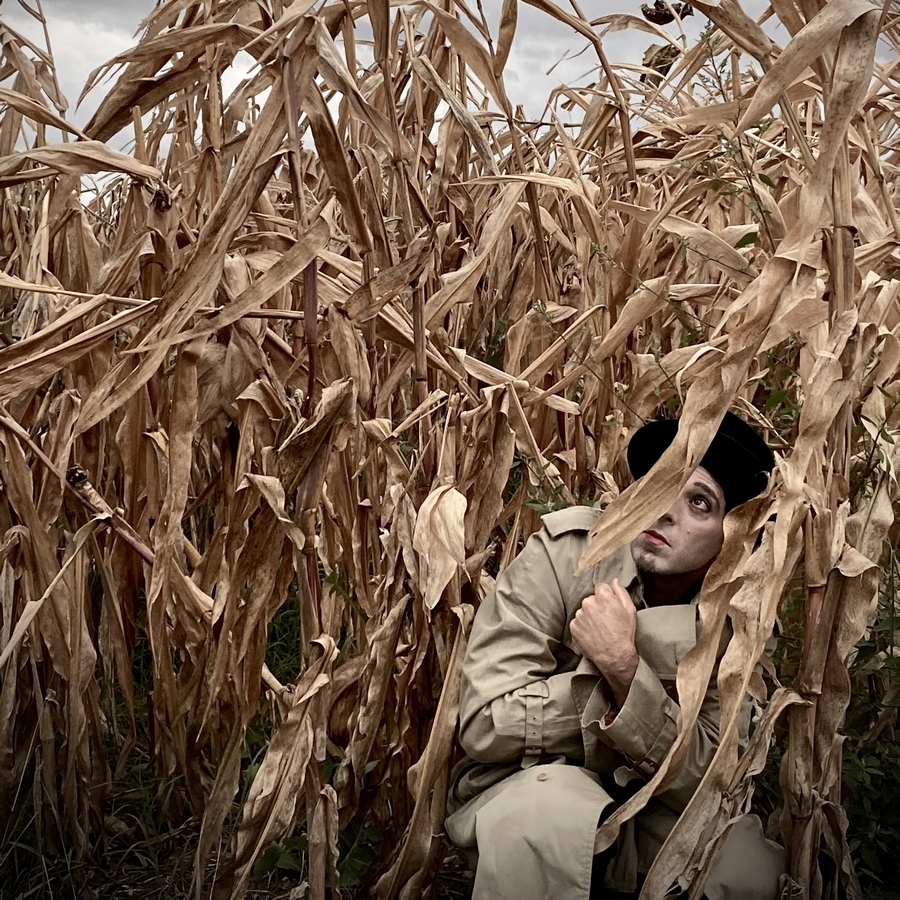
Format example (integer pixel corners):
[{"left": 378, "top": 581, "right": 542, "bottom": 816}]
[
  {"left": 735, "top": 0, "right": 879, "bottom": 134},
  {"left": 226, "top": 639, "right": 337, "bottom": 899},
  {"left": 0, "top": 140, "right": 161, "bottom": 181},
  {"left": 413, "top": 486, "right": 468, "bottom": 611}
]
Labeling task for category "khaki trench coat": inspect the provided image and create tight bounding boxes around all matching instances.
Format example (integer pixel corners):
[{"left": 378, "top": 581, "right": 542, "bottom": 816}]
[{"left": 446, "top": 506, "right": 785, "bottom": 899}]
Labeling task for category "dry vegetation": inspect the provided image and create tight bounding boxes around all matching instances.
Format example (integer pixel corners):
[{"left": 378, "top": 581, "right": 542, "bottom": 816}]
[{"left": 1, "top": 0, "right": 899, "bottom": 897}]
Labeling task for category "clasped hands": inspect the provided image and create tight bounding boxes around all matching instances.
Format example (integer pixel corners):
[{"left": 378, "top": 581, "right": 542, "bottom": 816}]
[{"left": 570, "top": 578, "right": 639, "bottom": 710}]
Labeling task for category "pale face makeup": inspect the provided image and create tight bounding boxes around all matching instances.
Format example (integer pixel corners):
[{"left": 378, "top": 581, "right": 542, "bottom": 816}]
[{"left": 629, "top": 466, "right": 727, "bottom": 583}]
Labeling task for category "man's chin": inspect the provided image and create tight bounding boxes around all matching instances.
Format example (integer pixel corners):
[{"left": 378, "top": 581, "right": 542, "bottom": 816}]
[{"left": 630, "top": 543, "right": 668, "bottom": 574}]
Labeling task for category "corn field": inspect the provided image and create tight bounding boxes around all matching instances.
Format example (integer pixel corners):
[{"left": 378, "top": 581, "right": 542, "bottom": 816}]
[{"left": 1, "top": 0, "right": 899, "bottom": 897}]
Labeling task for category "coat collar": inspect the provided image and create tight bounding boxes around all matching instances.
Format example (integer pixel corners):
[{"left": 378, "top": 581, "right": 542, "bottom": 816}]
[{"left": 610, "top": 542, "right": 702, "bottom": 610}]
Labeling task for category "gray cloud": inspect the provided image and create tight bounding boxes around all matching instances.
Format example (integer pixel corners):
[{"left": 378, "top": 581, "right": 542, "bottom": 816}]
[
  {"left": 6, "top": 0, "right": 148, "bottom": 34},
  {"left": 2, "top": 0, "right": 146, "bottom": 123}
]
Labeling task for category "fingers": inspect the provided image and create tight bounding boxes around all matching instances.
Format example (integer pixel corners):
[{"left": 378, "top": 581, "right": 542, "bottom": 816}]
[
  {"left": 611, "top": 578, "right": 635, "bottom": 613},
  {"left": 578, "top": 585, "right": 634, "bottom": 627},
  {"left": 574, "top": 581, "right": 638, "bottom": 676},
  {"left": 569, "top": 617, "right": 585, "bottom": 654},
  {"left": 590, "top": 581, "right": 616, "bottom": 605},
  {"left": 590, "top": 579, "right": 633, "bottom": 612},
  {"left": 569, "top": 606, "right": 591, "bottom": 655}
]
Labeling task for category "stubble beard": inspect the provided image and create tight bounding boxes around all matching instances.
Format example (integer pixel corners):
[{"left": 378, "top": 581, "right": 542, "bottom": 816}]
[{"left": 630, "top": 542, "right": 668, "bottom": 576}]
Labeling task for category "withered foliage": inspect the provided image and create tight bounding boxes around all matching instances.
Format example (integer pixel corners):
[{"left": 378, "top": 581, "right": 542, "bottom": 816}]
[{"left": 1, "top": 0, "right": 899, "bottom": 898}]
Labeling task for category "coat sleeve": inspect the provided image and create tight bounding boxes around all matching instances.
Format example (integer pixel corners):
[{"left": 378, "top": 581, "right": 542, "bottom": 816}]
[
  {"left": 458, "top": 515, "right": 595, "bottom": 765},
  {"left": 575, "top": 606, "right": 751, "bottom": 812}
]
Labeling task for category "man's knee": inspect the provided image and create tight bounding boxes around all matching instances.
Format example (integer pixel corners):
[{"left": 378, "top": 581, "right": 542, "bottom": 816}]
[
  {"left": 704, "top": 815, "right": 786, "bottom": 900},
  {"left": 473, "top": 765, "right": 609, "bottom": 849},
  {"left": 468, "top": 766, "right": 613, "bottom": 900}
]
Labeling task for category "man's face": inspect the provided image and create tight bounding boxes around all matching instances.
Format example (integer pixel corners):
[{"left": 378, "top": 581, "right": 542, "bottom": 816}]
[{"left": 630, "top": 466, "right": 727, "bottom": 580}]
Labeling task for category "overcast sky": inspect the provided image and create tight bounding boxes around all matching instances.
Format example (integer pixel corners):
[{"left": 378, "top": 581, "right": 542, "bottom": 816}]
[
  {"left": 1, "top": 0, "right": 711, "bottom": 127},
  {"left": 2, "top": 0, "right": 148, "bottom": 123}
]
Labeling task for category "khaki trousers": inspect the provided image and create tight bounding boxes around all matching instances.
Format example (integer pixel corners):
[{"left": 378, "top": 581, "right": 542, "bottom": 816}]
[{"left": 447, "top": 764, "right": 785, "bottom": 900}]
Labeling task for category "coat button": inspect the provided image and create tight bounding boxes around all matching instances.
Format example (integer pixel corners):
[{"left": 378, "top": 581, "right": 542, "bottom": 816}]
[{"left": 536, "top": 772, "right": 548, "bottom": 782}]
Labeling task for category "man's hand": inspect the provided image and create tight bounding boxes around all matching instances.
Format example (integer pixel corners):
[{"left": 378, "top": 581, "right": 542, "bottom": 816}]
[{"left": 570, "top": 578, "right": 639, "bottom": 709}]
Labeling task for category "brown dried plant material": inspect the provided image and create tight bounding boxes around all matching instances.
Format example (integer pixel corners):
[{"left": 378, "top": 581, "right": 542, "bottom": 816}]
[
  {"left": 335, "top": 595, "right": 410, "bottom": 813},
  {"left": 413, "top": 486, "right": 468, "bottom": 611},
  {"left": 424, "top": 182, "right": 527, "bottom": 327},
  {"left": 75, "top": 73, "right": 293, "bottom": 436},
  {"left": 639, "top": 501, "right": 807, "bottom": 895},
  {"left": 0, "top": 518, "right": 99, "bottom": 671},
  {"left": 0, "top": 301, "right": 152, "bottom": 402},
  {"left": 375, "top": 604, "right": 474, "bottom": 899},
  {"left": 0, "top": 87, "right": 88, "bottom": 139},
  {"left": 684, "top": 0, "right": 777, "bottom": 64},
  {"left": 735, "top": 0, "right": 879, "bottom": 135},
  {"left": 222, "top": 637, "right": 338, "bottom": 900}
]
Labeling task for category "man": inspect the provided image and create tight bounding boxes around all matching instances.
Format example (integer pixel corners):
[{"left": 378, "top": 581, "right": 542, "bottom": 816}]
[{"left": 446, "top": 413, "right": 786, "bottom": 900}]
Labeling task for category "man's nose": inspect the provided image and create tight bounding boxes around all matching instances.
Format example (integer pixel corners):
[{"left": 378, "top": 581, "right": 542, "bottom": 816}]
[{"left": 656, "top": 504, "right": 677, "bottom": 525}]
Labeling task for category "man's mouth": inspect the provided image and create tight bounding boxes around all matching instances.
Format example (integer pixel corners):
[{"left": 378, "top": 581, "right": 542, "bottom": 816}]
[{"left": 643, "top": 530, "right": 669, "bottom": 547}]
